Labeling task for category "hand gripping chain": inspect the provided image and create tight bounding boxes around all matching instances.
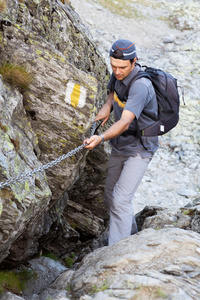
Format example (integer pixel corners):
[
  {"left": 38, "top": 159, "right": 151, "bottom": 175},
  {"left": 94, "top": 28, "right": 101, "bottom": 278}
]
[{"left": 0, "top": 121, "right": 101, "bottom": 189}]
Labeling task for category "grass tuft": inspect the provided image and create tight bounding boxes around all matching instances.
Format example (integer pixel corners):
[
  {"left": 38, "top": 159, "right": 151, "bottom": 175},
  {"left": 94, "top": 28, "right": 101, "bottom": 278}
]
[
  {"left": 132, "top": 286, "right": 168, "bottom": 299},
  {"left": 42, "top": 253, "right": 59, "bottom": 261},
  {"left": 64, "top": 257, "right": 74, "bottom": 268},
  {"left": 0, "top": 269, "right": 36, "bottom": 295},
  {"left": 0, "top": 63, "right": 33, "bottom": 92},
  {"left": 0, "top": 121, "right": 9, "bottom": 133},
  {"left": 0, "top": 0, "right": 6, "bottom": 13},
  {"left": 10, "top": 138, "right": 20, "bottom": 152}
]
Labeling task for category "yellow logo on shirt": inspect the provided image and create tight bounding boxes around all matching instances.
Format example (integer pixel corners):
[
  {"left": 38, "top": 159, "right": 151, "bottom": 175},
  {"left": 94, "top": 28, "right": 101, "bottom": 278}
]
[{"left": 114, "top": 91, "right": 126, "bottom": 108}]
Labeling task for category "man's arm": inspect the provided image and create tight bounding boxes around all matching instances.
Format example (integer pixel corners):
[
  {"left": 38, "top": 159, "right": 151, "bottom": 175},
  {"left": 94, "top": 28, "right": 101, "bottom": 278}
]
[
  {"left": 84, "top": 109, "right": 135, "bottom": 150},
  {"left": 94, "top": 92, "right": 114, "bottom": 126}
]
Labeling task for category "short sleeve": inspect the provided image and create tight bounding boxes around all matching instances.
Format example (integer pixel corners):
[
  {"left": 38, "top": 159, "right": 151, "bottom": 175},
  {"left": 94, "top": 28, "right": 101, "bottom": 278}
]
[{"left": 124, "top": 80, "right": 149, "bottom": 119}]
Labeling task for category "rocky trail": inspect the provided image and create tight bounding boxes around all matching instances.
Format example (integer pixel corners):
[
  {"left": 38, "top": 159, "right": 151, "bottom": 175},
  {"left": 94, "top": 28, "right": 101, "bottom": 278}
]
[{"left": 70, "top": 0, "right": 200, "bottom": 213}]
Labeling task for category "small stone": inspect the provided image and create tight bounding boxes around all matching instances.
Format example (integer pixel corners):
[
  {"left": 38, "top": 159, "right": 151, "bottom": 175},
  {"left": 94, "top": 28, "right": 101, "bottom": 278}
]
[
  {"left": 163, "top": 35, "right": 175, "bottom": 43},
  {"left": 181, "top": 264, "right": 195, "bottom": 273},
  {"left": 163, "top": 265, "right": 183, "bottom": 276},
  {"left": 196, "top": 248, "right": 200, "bottom": 255},
  {"left": 178, "top": 189, "right": 199, "bottom": 199}
]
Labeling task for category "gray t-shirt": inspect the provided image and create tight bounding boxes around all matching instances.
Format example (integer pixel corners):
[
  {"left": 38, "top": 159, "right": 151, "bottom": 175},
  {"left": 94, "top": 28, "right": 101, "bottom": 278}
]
[{"left": 107, "top": 65, "right": 159, "bottom": 158}]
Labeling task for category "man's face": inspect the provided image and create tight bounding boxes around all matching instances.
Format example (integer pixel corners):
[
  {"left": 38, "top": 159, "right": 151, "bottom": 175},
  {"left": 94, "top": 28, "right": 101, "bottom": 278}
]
[{"left": 110, "top": 57, "right": 135, "bottom": 81}]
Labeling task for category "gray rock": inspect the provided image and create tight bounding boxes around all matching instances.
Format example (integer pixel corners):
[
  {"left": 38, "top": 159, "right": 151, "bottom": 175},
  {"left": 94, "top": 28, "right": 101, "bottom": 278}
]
[
  {"left": 64, "top": 200, "right": 104, "bottom": 237},
  {"left": 70, "top": 228, "right": 200, "bottom": 299},
  {"left": 22, "top": 256, "right": 67, "bottom": 298},
  {"left": 0, "top": 292, "right": 25, "bottom": 300},
  {"left": 136, "top": 205, "right": 200, "bottom": 234},
  {"left": 0, "top": 0, "right": 109, "bottom": 267}
]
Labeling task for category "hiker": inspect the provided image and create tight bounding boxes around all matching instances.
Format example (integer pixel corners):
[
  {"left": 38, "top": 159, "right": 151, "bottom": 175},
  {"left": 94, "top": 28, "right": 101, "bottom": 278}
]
[{"left": 83, "top": 39, "right": 159, "bottom": 246}]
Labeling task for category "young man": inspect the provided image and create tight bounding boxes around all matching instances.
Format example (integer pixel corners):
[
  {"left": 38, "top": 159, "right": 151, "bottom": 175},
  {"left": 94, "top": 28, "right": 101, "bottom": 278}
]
[{"left": 84, "top": 39, "right": 159, "bottom": 246}]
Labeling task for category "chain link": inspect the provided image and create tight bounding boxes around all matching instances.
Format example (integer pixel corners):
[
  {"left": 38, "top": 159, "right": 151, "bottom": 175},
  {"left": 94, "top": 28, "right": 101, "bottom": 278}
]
[{"left": 0, "top": 121, "right": 99, "bottom": 189}]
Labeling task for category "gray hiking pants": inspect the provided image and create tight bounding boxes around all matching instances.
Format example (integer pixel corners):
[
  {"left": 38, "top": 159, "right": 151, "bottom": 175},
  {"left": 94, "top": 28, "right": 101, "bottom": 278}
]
[{"left": 104, "top": 151, "right": 152, "bottom": 246}]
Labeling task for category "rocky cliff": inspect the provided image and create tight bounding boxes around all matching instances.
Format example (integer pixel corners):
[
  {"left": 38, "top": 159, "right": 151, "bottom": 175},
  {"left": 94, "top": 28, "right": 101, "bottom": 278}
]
[{"left": 0, "top": 0, "right": 110, "bottom": 267}]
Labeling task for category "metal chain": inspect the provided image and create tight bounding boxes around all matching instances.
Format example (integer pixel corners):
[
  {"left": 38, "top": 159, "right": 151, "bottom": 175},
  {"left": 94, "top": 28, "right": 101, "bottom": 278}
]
[{"left": 0, "top": 121, "right": 99, "bottom": 189}]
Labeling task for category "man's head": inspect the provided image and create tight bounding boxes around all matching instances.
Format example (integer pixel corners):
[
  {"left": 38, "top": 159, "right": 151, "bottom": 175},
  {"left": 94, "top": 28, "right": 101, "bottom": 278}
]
[
  {"left": 110, "top": 39, "right": 137, "bottom": 81},
  {"left": 110, "top": 39, "right": 137, "bottom": 62}
]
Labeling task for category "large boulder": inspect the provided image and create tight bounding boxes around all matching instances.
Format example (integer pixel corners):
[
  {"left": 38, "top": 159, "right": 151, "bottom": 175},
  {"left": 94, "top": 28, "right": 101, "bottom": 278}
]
[
  {"left": 0, "top": 0, "right": 109, "bottom": 267},
  {"left": 70, "top": 227, "right": 200, "bottom": 299}
]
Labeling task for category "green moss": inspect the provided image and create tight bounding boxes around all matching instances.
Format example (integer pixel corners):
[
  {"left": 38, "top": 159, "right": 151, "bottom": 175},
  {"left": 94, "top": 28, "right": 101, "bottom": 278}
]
[
  {"left": 66, "top": 283, "right": 72, "bottom": 292},
  {"left": 0, "top": 63, "right": 33, "bottom": 92},
  {"left": 0, "top": 32, "right": 4, "bottom": 45},
  {"left": 133, "top": 286, "right": 168, "bottom": 299},
  {"left": 25, "top": 181, "right": 30, "bottom": 192},
  {"left": 70, "top": 222, "right": 78, "bottom": 230},
  {"left": 183, "top": 209, "right": 191, "bottom": 215},
  {"left": 6, "top": 139, "right": 14, "bottom": 150},
  {"left": 42, "top": 253, "right": 59, "bottom": 261},
  {"left": 36, "top": 49, "right": 42, "bottom": 56},
  {"left": 64, "top": 257, "right": 74, "bottom": 268},
  {"left": 43, "top": 15, "right": 48, "bottom": 23},
  {"left": 0, "top": 272, "right": 22, "bottom": 295},
  {"left": 0, "top": 269, "right": 36, "bottom": 295},
  {"left": 89, "top": 280, "right": 108, "bottom": 295},
  {"left": 38, "top": 56, "right": 45, "bottom": 61},
  {"left": 155, "top": 226, "right": 162, "bottom": 230}
]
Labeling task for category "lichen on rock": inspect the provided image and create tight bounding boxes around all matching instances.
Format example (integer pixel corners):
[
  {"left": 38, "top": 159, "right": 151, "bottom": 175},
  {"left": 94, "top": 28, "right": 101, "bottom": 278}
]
[{"left": 0, "top": 0, "right": 109, "bottom": 267}]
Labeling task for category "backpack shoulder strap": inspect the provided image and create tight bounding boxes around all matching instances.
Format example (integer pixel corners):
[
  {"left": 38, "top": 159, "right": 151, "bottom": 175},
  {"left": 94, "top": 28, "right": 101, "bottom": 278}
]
[{"left": 126, "top": 68, "right": 152, "bottom": 151}]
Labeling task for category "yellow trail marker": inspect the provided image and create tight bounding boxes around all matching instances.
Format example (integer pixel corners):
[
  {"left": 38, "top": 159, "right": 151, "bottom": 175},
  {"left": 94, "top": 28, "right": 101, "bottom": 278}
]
[{"left": 65, "top": 81, "right": 87, "bottom": 108}]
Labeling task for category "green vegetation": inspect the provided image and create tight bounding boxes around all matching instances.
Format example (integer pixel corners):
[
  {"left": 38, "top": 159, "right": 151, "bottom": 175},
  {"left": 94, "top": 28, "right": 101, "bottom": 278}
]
[
  {"left": 42, "top": 253, "right": 59, "bottom": 261},
  {"left": 183, "top": 209, "right": 190, "bottom": 215},
  {"left": 132, "top": 286, "right": 168, "bottom": 299},
  {"left": 180, "top": 208, "right": 193, "bottom": 216},
  {"left": 64, "top": 257, "right": 74, "bottom": 268},
  {"left": 42, "top": 252, "right": 76, "bottom": 268},
  {"left": 155, "top": 226, "right": 162, "bottom": 230},
  {"left": 64, "top": 253, "right": 76, "bottom": 268},
  {"left": 98, "top": 0, "right": 133, "bottom": 18},
  {"left": 0, "top": 0, "right": 6, "bottom": 13},
  {"left": 0, "top": 121, "right": 9, "bottom": 133},
  {"left": 0, "top": 63, "right": 33, "bottom": 92},
  {"left": 97, "top": 0, "right": 161, "bottom": 19},
  {"left": 89, "top": 280, "right": 108, "bottom": 295},
  {"left": 0, "top": 269, "right": 36, "bottom": 295}
]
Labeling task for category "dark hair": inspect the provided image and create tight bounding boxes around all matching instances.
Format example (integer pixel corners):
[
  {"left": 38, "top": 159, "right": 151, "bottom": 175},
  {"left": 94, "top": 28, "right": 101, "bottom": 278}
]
[{"left": 113, "top": 49, "right": 135, "bottom": 64}]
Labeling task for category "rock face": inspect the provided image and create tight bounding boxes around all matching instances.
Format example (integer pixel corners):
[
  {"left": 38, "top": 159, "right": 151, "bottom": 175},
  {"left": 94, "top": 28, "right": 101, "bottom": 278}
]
[
  {"left": 136, "top": 205, "right": 200, "bottom": 233},
  {"left": 0, "top": 0, "right": 109, "bottom": 267},
  {"left": 70, "top": 227, "right": 200, "bottom": 299}
]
